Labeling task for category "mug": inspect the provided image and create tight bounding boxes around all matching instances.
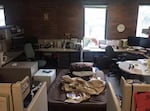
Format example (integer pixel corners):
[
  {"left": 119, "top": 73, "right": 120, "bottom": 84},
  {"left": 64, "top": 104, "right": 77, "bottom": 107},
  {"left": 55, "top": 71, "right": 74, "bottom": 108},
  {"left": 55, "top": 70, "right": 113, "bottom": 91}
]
[{"left": 0, "top": 52, "right": 7, "bottom": 67}]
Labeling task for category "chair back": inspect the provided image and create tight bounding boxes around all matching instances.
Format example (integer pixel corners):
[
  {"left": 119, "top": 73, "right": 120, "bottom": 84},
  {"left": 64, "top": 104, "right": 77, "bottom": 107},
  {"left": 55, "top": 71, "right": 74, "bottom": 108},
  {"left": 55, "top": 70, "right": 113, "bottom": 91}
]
[
  {"left": 24, "top": 43, "right": 35, "bottom": 59},
  {"left": 120, "top": 76, "right": 150, "bottom": 111},
  {"left": 105, "top": 45, "right": 116, "bottom": 58}
]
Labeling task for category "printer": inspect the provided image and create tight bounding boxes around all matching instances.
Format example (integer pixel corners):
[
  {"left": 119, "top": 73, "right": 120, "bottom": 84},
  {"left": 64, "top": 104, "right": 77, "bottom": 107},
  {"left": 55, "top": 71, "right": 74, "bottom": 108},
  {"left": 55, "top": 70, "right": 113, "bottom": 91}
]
[{"left": 0, "top": 76, "right": 48, "bottom": 111}]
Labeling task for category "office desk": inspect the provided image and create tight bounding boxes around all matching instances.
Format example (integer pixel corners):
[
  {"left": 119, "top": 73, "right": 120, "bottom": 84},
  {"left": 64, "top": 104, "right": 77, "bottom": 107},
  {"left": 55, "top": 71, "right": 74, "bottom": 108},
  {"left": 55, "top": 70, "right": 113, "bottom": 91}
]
[
  {"left": 38, "top": 47, "right": 129, "bottom": 53},
  {"left": 83, "top": 47, "right": 128, "bottom": 52},
  {"left": 37, "top": 47, "right": 150, "bottom": 68},
  {"left": 37, "top": 48, "right": 79, "bottom": 52},
  {"left": 118, "top": 60, "right": 150, "bottom": 76},
  {"left": 37, "top": 48, "right": 80, "bottom": 68}
]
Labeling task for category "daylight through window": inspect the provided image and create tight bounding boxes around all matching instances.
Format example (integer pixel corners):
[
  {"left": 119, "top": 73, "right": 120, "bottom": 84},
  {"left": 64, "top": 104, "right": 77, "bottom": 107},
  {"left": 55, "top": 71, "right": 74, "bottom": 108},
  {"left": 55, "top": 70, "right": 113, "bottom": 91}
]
[
  {"left": 0, "top": 5, "right": 5, "bottom": 26},
  {"left": 136, "top": 5, "right": 150, "bottom": 37},
  {"left": 84, "top": 5, "right": 107, "bottom": 48}
]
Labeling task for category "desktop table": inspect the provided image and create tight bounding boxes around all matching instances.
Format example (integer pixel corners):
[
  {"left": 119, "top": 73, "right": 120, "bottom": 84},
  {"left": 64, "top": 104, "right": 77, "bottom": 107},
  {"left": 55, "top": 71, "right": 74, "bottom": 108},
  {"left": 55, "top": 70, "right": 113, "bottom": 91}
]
[{"left": 118, "top": 60, "right": 150, "bottom": 76}]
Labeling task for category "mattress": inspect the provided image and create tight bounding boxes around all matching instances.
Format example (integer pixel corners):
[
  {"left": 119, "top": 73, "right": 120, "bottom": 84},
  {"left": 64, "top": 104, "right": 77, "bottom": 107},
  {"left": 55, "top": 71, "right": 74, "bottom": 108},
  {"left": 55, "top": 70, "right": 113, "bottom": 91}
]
[{"left": 48, "top": 69, "right": 107, "bottom": 111}]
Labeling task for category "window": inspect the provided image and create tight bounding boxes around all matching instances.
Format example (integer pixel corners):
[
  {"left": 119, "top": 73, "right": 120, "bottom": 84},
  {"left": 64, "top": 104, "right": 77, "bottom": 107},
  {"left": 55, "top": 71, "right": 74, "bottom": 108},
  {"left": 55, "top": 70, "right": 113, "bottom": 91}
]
[
  {"left": 136, "top": 5, "right": 150, "bottom": 37},
  {"left": 83, "top": 5, "right": 107, "bottom": 48},
  {"left": 0, "top": 5, "right": 5, "bottom": 26}
]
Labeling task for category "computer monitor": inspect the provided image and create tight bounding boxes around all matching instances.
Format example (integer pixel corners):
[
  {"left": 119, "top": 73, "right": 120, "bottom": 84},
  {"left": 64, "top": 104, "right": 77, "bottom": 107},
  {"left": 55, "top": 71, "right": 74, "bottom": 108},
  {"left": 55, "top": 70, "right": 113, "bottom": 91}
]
[
  {"left": 127, "top": 36, "right": 141, "bottom": 46},
  {"left": 139, "top": 37, "right": 150, "bottom": 48},
  {"left": 12, "top": 37, "right": 25, "bottom": 50}
]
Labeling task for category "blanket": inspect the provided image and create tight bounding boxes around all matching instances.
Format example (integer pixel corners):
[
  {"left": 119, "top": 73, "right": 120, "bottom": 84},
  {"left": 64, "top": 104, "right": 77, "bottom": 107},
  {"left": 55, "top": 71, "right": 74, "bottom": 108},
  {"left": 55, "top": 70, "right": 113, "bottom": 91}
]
[{"left": 61, "top": 74, "right": 105, "bottom": 103}]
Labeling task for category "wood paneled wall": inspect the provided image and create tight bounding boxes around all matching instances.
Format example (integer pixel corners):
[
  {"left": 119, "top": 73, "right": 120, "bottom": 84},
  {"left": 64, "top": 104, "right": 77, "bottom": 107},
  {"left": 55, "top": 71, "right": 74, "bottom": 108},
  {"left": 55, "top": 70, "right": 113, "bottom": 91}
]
[
  {"left": 107, "top": 0, "right": 138, "bottom": 39},
  {"left": 0, "top": 0, "right": 144, "bottom": 40}
]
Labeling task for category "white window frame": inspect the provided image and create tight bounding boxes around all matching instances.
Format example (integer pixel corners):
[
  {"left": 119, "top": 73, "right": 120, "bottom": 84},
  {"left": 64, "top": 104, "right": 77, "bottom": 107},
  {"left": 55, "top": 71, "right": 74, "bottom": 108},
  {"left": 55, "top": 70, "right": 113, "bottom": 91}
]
[
  {"left": 0, "top": 5, "right": 6, "bottom": 26},
  {"left": 83, "top": 5, "right": 107, "bottom": 48},
  {"left": 136, "top": 5, "right": 150, "bottom": 37}
]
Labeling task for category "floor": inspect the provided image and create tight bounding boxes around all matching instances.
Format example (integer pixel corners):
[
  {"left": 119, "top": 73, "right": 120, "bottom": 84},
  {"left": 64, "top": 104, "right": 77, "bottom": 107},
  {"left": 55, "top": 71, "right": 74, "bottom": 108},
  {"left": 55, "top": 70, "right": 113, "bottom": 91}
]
[{"left": 103, "top": 69, "right": 121, "bottom": 96}]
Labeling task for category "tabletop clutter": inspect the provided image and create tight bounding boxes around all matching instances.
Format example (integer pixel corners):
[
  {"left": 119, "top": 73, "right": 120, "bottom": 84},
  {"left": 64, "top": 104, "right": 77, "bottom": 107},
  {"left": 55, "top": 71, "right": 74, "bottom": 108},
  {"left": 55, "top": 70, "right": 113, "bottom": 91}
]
[
  {"left": 128, "top": 59, "right": 150, "bottom": 71},
  {"left": 60, "top": 62, "right": 106, "bottom": 103}
]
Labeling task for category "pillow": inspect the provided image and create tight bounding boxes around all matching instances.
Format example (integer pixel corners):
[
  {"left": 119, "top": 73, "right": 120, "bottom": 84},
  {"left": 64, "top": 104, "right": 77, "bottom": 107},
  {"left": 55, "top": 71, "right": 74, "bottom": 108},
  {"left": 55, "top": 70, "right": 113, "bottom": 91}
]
[{"left": 70, "top": 62, "right": 93, "bottom": 72}]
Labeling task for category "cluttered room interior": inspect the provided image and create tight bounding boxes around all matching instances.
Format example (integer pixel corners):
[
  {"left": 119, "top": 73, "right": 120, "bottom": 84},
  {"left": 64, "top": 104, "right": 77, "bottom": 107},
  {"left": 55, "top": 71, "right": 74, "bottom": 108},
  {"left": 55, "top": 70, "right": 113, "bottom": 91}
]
[{"left": 1, "top": 0, "right": 150, "bottom": 111}]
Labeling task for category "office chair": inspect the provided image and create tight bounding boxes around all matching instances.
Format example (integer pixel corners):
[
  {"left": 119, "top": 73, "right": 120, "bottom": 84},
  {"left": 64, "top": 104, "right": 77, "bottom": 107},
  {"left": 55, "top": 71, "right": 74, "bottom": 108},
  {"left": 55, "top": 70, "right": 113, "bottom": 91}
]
[
  {"left": 105, "top": 45, "right": 120, "bottom": 76},
  {"left": 93, "top": 45, "right": 118, "bottom": 71},
  {"left": 105, "top": 45, "right": 116, "bottom": 59},
  {"left": 24, "top": 43, "right": 47, "bottom": 68}
]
